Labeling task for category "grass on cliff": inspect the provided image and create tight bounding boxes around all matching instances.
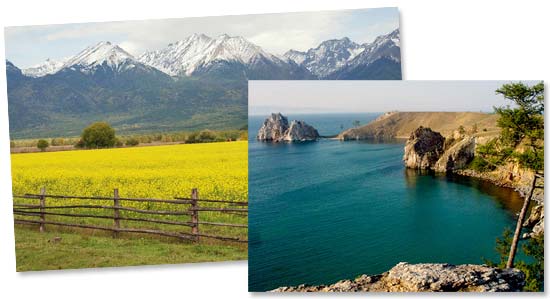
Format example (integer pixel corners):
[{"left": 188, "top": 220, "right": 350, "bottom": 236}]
[{"left": 14, "top": 225, "right": 247, "bottom": 272}]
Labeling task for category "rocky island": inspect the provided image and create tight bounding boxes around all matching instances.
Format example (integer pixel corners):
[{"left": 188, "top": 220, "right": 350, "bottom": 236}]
[
  {"left": 257, "top": 113, "right": 320, "bottom": 142},
  {"left": 273, "top": 262, "right": 525, "bottom": 292}
]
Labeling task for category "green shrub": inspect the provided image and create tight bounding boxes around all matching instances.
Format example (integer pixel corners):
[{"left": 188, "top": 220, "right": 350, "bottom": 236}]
[
  {"left": 468, "top": 156, "right": 494, "bottom": 172},
  {"left": 485, "top": 228, "right": 544, "bottom": 292},
  {"left": 81, "top": 122, "right": 116, "bottom": 148},
  {"left": 37, "top": 139, "right": 49, "bottom": 152}
]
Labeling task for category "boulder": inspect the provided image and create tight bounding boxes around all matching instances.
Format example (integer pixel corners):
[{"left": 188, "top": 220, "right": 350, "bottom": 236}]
[
  {"left": 257, "top": 113, "right": 319, "bottom": 142},
  {"left": 403, "top": 127, "right": 445, "bottom": 169},
  {"left": 272, "top": 262, "right": 525, "bottom": 292}
]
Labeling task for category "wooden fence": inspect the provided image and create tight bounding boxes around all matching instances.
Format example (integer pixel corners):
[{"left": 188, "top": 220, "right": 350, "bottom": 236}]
[{"left": 13, "top": 187, "right": 248, "bottom": 243}]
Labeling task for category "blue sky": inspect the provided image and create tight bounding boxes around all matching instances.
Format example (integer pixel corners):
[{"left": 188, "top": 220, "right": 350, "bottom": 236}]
[
  {"left": 4, "top": 7, "right": 399, "bottom": 68},
  {"left": 248, "top": 81, "right": 540, "bottom": 115}
]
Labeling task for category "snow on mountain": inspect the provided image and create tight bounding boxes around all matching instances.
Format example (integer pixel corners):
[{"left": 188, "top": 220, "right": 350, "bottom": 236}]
[
  {"left": 138, "top": 33, "right": 282, "bottom": 76},
  {"left": 283, "top": 50, "right": 307, "bottom": 65},
  {"left": 283, "top": 29, "right": 400, "bottom": 78},
  {"left": 22, "top": 58, "right": 67, "bottom": 77},
  {"left": 11, "top": 30, "right": 400, "bottom": 80},
  {"left": 284, "top": 37, "right": 365, "bottom": 78},
  {"left": 61, "top": 41, "right": 139, "bottom": 74},
  {"left": 346, "top": 29, "right": 401, "bottom": 67}
]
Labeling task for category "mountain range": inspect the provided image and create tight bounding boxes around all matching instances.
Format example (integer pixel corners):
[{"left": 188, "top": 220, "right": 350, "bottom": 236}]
[{"left": 6, "top": 29, "right": 401, "bottom": 139}]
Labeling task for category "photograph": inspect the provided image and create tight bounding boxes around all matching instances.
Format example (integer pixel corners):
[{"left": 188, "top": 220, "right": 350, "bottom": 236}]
[
  {"left": 5, "top": 7, "right": 401, "bottom": 271},
  {"left": 248, "top": 80, "right": 544, "bottom": 292}
]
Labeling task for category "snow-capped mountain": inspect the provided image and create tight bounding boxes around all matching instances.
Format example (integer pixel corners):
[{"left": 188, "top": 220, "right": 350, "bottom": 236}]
[
  {"left": 6, "top": 31, "right": 401, "bottom": 137},
  {"left": 350, "top": 29, "right": 400, "bottom": 66},
  {"left": 60, "top": 41, "right": 148, "bottom": 74},
  {"left": 284, "top": 37, "right": 365, "bottom": 78},
  {"left": 22, "top": 58, "right": 67, "bottom": 77},
  {"left": 329, "top": 29, "right": 401, "bottom": 79},
  {"left": 138, "top": 33, "right": 272, "bottom": 76},
  {"left": 284, "top": 29, "right": 401, "bottom": 79},
  {"left": 283, "top": 50, "right": 307, "bottom": 65},
  {"left": 138, "top": 33, "right": 312, "bottom": 79},
  {"left": 20, "top": 30, "right": 400, "bottom": 80}
]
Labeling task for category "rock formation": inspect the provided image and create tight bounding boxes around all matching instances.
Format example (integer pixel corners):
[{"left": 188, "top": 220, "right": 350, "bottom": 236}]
[
  {"left": 272, "top": 262, "right": 525, "bottom": 292},
  {"left": 403, "top": 127, "right": 445, "bottom": 170},
  {"left": 257, "top": 113, "right": 319, "bottom": 142},
  {"left": 523, "top": 203, "right": 544, "bottom": 238},
  {"left": 433, "top": 137, "right": 476, "bottom": 172},
  {"left": 403, "top": 127, "right": 477, "bottom": 173},
  {"left": 257, "top": 113, "right": 289, "bottom": 141},
  {"left": 282, "top": 120, "right": 320, "bottom": 141}
]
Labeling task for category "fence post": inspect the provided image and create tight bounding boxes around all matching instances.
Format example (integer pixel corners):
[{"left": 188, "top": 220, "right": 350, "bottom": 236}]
[
  {"left": 39, "top": 187, "right": 46, "bottom": 232},
  {"left": 191, "top": 188, "right": 199, "bottom": 242},
  {"left": 113, "top": 188, "right": 120, "bottom": 238}
]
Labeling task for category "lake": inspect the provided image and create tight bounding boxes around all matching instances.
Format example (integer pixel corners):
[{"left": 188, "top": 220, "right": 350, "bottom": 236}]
[{"left": 248, "top": 113, "right": 524, "bottom": 291}]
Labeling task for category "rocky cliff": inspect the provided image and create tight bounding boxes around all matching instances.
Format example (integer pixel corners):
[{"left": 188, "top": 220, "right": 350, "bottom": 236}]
[
  {"left": 433, "top": 137, "right": 476, "bottom": 172},
  {"left": 403, "top": 127, "right": 445, "bottom": 170},
  {"left": 257, "top": 113, "right": 319, "bottom": 142},
  {"left": 256, "top": 113, "right": 289, "bottom": 141},
  {"left": 403, "top": 125, "right": 544, "bottom": 237},
  {"left": 273, "top": 262, "right": 525, "bottom": 292}
]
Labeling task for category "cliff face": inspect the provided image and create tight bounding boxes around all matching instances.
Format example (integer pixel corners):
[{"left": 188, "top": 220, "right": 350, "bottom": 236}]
[
  {"left": 403, "top": 126, "right": 544, "bottom": 237},
  {"left": 433, "top": 137, "right": 476, "bottom": 172},
  {"left": 403, "top": 127, "right": 445, "bottom": 169},
  {"left": 273, "top": 262, "right": 526, "bottom": 292},
  {"left": 257, "top": 113, "right": 319, "bottom": 142}
]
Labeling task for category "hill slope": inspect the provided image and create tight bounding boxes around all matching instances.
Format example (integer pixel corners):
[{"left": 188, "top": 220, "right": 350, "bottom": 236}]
[{"left": 337, "top": 112, "right": 499, "bottom": 140}]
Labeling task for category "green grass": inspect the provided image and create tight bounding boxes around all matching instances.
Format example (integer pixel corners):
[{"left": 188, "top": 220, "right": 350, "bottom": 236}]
[{"left": 14, "top": 225, "right": 247, "bottom": 272}]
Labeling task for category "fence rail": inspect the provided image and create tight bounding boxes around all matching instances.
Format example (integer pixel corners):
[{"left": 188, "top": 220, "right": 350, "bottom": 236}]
[{"left": 13, "top": 187, "right": 248, "bottom": 243}]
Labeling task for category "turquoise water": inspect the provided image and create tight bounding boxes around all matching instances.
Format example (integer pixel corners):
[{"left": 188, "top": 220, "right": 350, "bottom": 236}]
[{"left": 248, "top": 113, "right": 523, "bottom": 291}]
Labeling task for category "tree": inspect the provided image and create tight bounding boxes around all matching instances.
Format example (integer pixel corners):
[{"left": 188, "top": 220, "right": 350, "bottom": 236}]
[
  {"left": 198, "top": 130, "right": 217, "bottom": 142},
  {"left": 352, "top": 120, "right": 361, "bottom": 128},
  {"left": 485, "top": 229, "right": 544, "bottom": 291},
  {"left": 37, "top": 139, "right": 49, "bottom": 152},
  {"left": 475, "top": 82, "right": 544, "bottom": 269},
  {"left": 80, "top": 122, "right": 116, "bottom": 149},
  {"left": 495, "top": 82, "right": 544, "bottom": 269}
]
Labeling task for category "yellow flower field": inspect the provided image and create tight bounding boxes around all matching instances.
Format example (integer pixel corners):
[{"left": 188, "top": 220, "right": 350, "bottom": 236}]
[
  {"left": 11, "top": 141, "right": 248, "bottom": 240},
  {"left": 11, "top": 141, "right": 247, "bottom": 200}
]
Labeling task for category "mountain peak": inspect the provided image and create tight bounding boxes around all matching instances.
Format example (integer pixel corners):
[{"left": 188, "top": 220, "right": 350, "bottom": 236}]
[
  {"left": 22, "top": 57, "right": 67, "bottom": 77},
  {"left": 62, "top": 41, "right": 135, "bottom": 72},
  {"left": 138, "top": 33, "right": 273, "bottom": 76}
]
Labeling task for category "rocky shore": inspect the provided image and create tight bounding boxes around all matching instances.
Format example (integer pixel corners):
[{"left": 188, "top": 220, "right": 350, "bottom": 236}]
[
  {"left": 273, "top": 262, "right": 526, "bottom": 292},
  {"left": 402, "top": 125, "right": 544, "bottom": 238}
]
